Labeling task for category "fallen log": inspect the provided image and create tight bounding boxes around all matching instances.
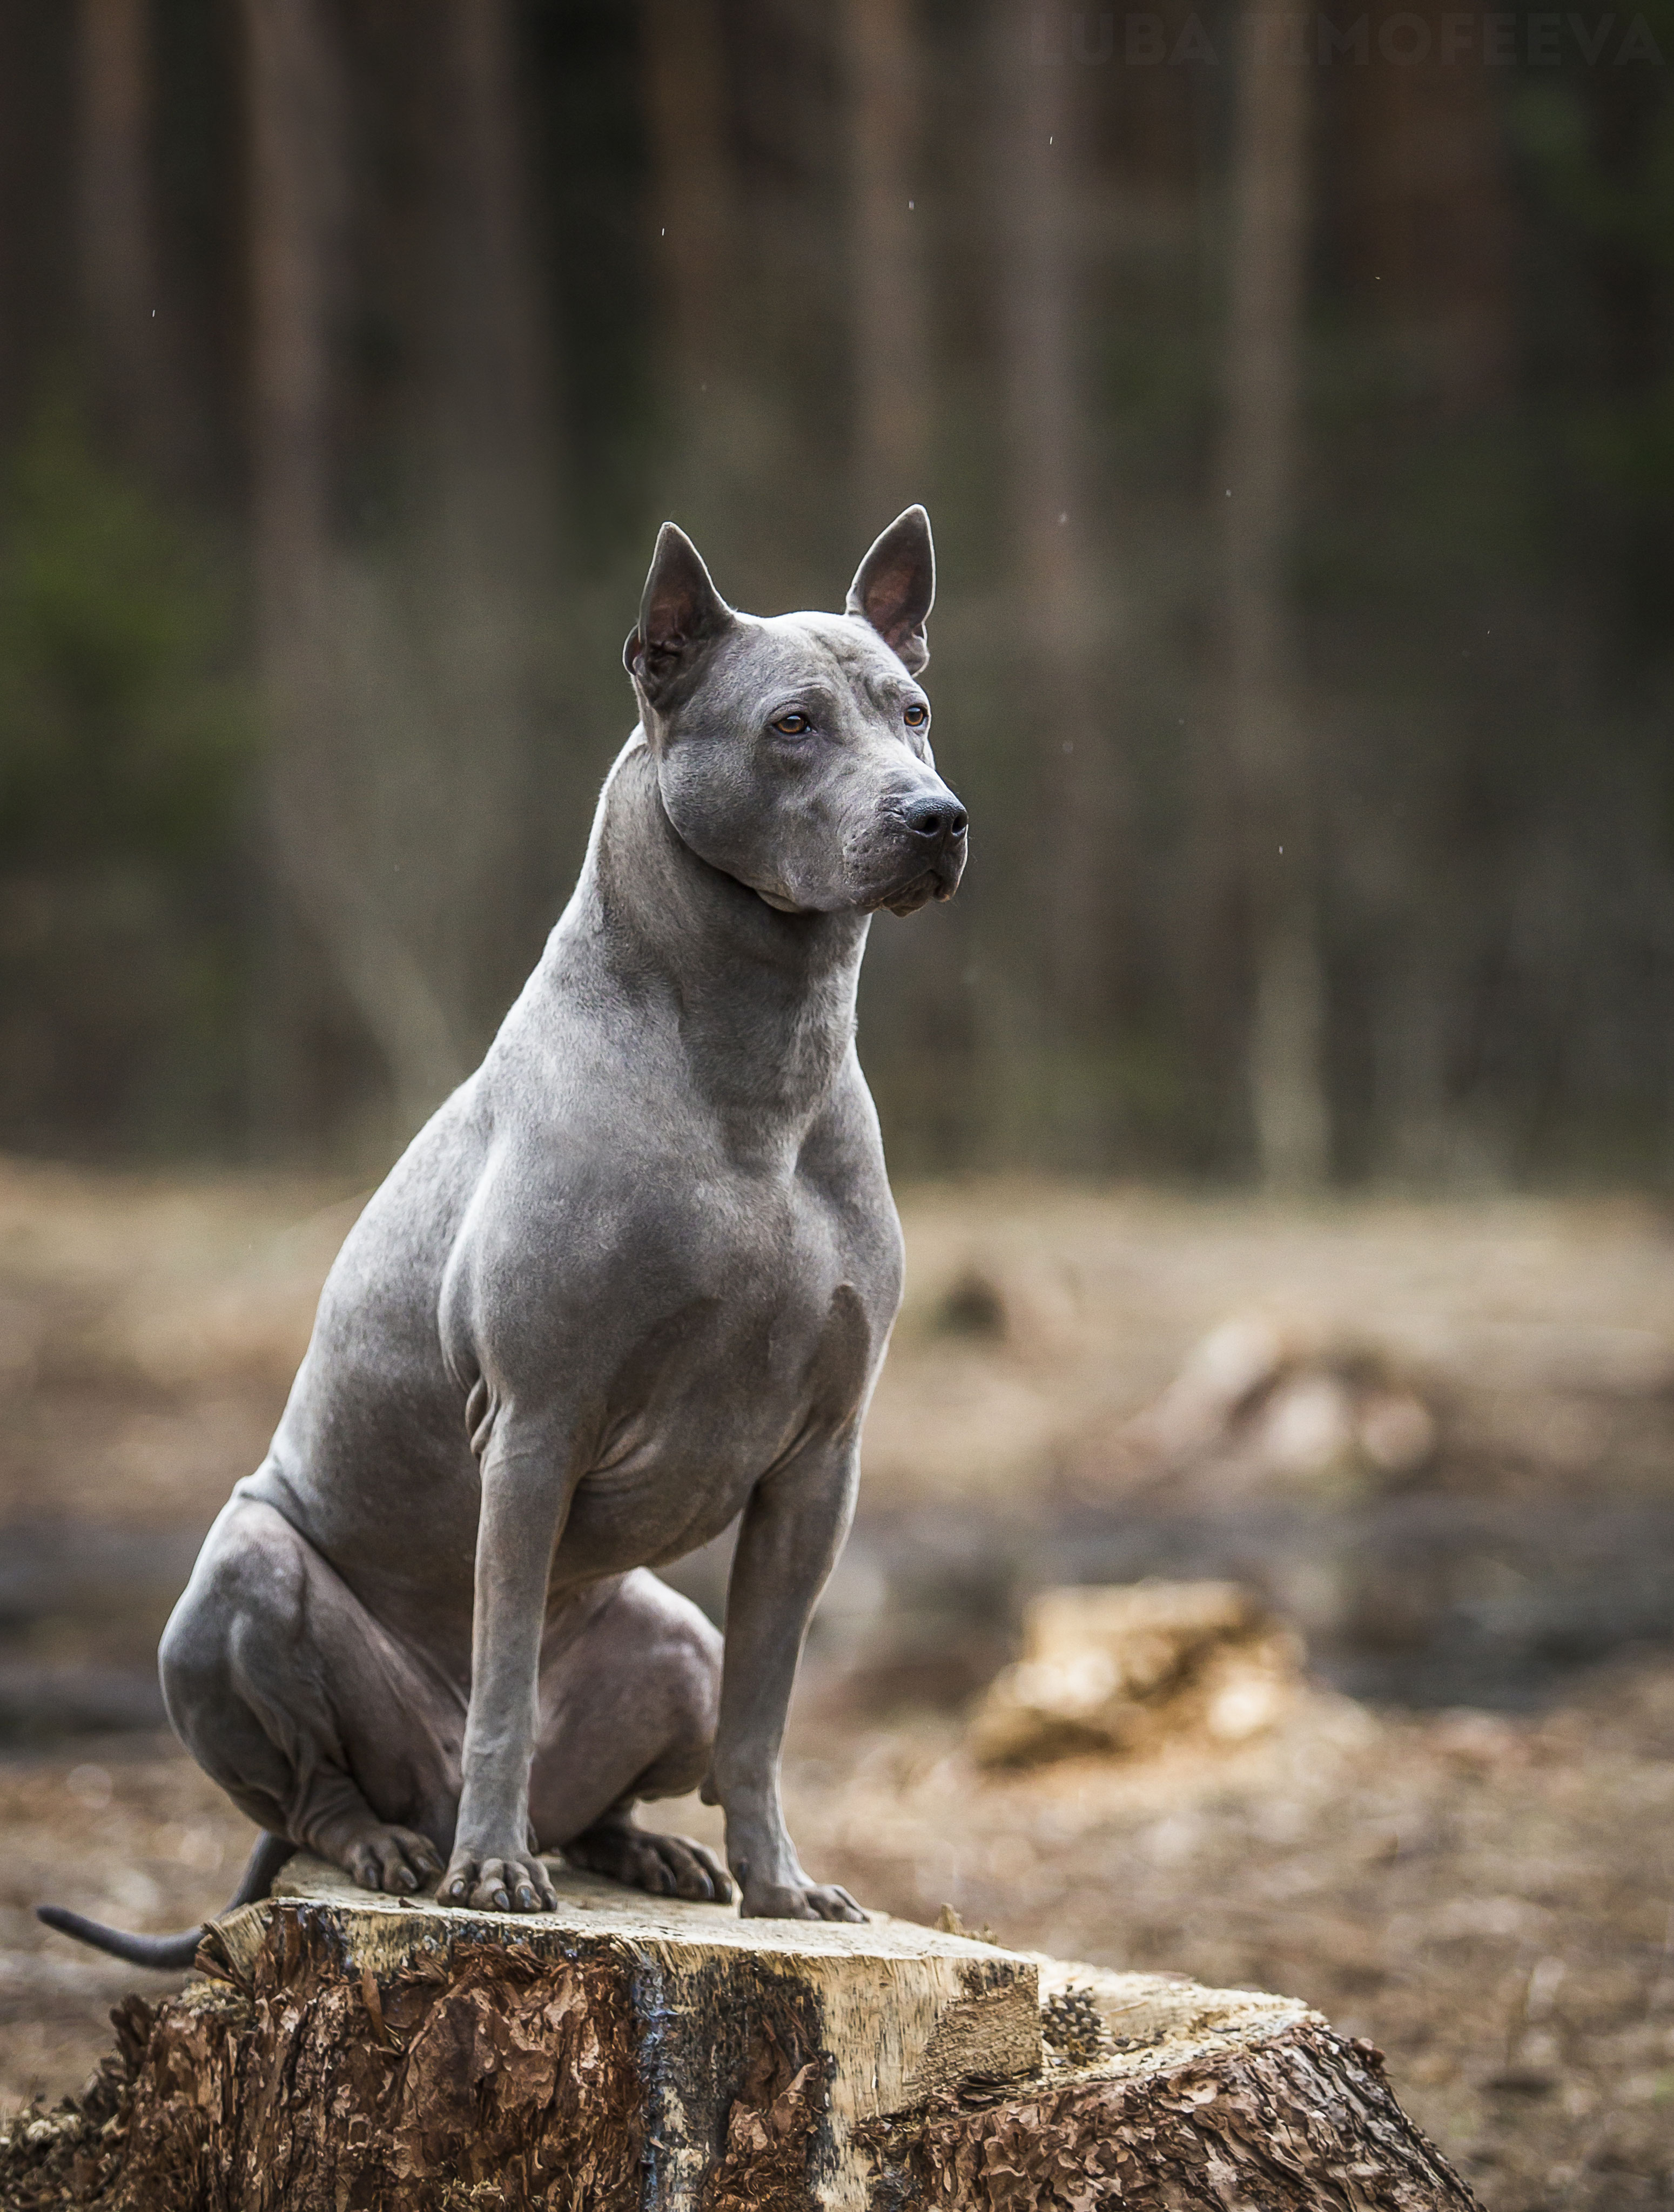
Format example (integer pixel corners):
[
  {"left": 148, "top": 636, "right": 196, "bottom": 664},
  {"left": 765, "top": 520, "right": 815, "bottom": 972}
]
[{"left": 2, "top": 1853, "right": 1477, "bottom": 2211}]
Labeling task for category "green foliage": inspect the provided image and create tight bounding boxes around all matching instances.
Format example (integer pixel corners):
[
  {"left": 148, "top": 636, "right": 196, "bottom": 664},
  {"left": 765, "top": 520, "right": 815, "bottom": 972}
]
[
  {"left": 1510, "top": 25, "right": 1674, "bottom": 274},
  {"left": 0, "top": 396, "right": 257, "bottom": 1153},
  {"left": 0, "top": 395, "right": 252, "bottom": 873}
]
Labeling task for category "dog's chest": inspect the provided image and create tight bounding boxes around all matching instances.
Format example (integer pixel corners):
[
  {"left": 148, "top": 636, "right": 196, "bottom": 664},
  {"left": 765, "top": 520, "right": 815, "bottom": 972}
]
[{"left": 554, "top": 1188, "right": 890, "bottom": 1573}]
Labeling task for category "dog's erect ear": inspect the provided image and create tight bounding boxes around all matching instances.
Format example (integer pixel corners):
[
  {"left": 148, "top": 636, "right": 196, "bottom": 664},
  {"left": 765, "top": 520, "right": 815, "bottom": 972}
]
[
  {"left": 623, "top": 523, "right": 734, "bottom": 700},
  {"left": 845, "top": 505, "right": 935, "bottom": 675}
]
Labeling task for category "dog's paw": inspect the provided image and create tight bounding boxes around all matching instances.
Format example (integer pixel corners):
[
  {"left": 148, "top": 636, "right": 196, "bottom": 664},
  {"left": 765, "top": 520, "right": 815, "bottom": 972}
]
[
  {"left": 342, "top": 1824, "right": 443, "bottom": 1897},
  {"left": 564, "top": 1823, "right": 734, "bottom": 1904},
  {"left": 440, "top": 1847, "right": 559, "bottom": 1914},
  {"left": 741, "top": 1879, "right": 867, "bottom": 1923}
]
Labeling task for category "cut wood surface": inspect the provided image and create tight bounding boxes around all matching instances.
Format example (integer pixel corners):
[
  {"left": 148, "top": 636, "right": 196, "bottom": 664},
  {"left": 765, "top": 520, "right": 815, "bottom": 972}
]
[{"left": 1, "top": 1852, "right": 1479, "bottom": 2211}]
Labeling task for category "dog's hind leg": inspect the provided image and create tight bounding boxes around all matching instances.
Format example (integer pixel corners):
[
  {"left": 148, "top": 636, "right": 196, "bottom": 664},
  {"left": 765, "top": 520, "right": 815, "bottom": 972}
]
[
  {"left": 528, "top": 1569, "right": 731, "bottom": 1903},
  {"left": 158, "top": 1496, "right": 459, "bottom": 1895}
]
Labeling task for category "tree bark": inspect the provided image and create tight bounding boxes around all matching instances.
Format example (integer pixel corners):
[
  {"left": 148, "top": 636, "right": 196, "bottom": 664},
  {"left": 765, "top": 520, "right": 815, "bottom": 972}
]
[
  {"left": 3, "top": 1856, "right": 1478, "bottom": 2211},
  {"left": 873, "top": 1960, "right": 1480, "bottom": 2212},
  {"left": 1222, "top": 5, "right": 1330, "bottom": 1191}
]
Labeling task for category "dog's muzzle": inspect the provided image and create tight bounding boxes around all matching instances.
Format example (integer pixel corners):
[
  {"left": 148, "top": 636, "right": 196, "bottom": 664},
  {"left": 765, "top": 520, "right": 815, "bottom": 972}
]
[{"left": 880, "top": 793, "right": 968, "bottom": 916}]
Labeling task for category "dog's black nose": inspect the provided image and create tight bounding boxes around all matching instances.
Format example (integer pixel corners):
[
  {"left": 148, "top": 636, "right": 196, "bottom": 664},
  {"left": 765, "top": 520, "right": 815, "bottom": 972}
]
[{"left": 903, "top": 796, "right": 969, "bottom": 842}]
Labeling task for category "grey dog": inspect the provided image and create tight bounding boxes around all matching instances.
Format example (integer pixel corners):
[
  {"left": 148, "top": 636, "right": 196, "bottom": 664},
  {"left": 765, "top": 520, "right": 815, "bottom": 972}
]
[{"left": 41, "top": 507, "right": 966, "bottom": 1965}]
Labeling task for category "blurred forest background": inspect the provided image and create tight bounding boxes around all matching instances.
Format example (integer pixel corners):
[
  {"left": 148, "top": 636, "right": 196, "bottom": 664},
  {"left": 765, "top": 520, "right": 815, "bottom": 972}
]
[
  {"left": 7, "top": 11, "right": 1674, "bottom": 2189},
  {"left": 3, "top": 0, "right": 1672, "bottom": 1184}
]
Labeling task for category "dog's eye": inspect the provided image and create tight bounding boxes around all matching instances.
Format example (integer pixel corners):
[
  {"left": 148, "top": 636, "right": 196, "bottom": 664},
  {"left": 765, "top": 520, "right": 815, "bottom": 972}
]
[
  {"left": 903, "top": 703, "right": 929, "bottom": 728},
  {"left": 772, "top": 712, "right": 812, "bottom": 737}
]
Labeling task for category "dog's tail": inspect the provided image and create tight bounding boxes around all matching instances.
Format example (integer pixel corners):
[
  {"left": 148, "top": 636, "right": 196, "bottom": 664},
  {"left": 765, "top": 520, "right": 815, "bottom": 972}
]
[{"left": 36, "top": 1830, "right": 297, "bottom": 1970}]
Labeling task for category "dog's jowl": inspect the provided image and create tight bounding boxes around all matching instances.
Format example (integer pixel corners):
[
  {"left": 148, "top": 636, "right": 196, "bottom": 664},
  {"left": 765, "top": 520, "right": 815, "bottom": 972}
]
[{"left": 38, "top": 508, "right": 965, "bottom": 1963}]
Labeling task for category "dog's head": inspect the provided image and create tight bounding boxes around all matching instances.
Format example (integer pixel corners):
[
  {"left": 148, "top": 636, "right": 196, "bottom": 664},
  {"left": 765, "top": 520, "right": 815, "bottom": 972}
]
[{"left": 623, "top": 508, "right": 967, "bottom": 918}]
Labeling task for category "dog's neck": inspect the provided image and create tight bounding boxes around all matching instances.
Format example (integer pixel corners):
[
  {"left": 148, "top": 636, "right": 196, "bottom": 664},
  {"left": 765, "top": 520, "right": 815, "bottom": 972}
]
[{"left": 573, "top": 736, "right": 871, "bottom": 1135}]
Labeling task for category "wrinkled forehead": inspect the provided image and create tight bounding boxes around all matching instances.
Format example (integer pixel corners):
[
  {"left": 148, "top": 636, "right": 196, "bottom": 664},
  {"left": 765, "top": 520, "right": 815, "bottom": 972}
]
[{"left": 706, "top": 611, "right": 919, "bottom": 716}]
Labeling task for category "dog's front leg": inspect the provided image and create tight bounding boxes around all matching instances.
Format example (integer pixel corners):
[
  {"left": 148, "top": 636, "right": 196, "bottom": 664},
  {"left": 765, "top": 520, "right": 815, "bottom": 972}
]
[
  {"left": 706, "top": 1439, "right": 866, "bottom": 1921},
  {"left": 441, "top": 1436, "right": 567, "bottom": 1914}
]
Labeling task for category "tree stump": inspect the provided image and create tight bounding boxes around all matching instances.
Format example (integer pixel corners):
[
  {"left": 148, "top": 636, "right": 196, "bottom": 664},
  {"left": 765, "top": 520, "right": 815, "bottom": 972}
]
[{"left": 2, "top": 1854, "right": 1478, "bottom": 2211}]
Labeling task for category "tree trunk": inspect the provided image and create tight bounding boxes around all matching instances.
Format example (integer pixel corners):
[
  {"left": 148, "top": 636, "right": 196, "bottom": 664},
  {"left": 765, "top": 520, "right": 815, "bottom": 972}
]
[
  {"left": 1223, "top": 5, "right": 1330, "bottom": 1191},
  {"left": 640, "top": 0, "right": 735, "bottom": 505},
  {"left": 2, "top": 1854, "right": 1478, "bottom": 2210},
  {"left": 842, "top": 0, "right": 929, "bottom": 528},
  {"left": 992, "top": 8, "right": 1118, "bottom": 1168},
  {"left": 243, "top": 0, "right": 465, "bottom": 1137},
  {"left": 74, "top": 0, "right": 169, "bottom": 464},
  {"left": 1336, "top": 0, "right": 1515, "bottom": 417},
  {"left": 409, "top": 0, "right": 561, "bottom": 1044},
  {"left": 878, "top": 1960, "right": 1479, "bottom": 2211}
]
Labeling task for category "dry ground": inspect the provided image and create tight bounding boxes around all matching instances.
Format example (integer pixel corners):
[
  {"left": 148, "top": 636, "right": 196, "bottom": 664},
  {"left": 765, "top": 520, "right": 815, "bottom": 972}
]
[
  {"left": 8, "top": 1158, "right": 1674, "bottom": 1533},
  {"left": 3, "top": 1661, "right": 1673, "bottom": 2210},
  {"left": 5, "top": 1160, "right": 1674, "bottom": 2205}
]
